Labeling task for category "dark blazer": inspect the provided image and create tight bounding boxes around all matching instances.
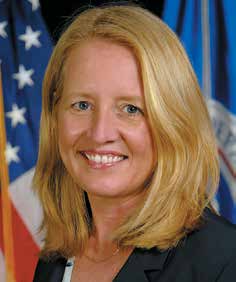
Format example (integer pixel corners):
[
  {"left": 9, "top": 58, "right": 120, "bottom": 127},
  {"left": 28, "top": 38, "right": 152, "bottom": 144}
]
[{"left": 33, "top": 209, "right": 236, "bottom": 281}]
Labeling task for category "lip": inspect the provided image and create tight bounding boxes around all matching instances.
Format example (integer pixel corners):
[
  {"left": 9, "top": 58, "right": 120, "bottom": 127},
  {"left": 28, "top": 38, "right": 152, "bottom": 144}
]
[
  {"left": 87, "top": 159, "right": 121, "bottom": 169},
  {"left": 81, "top": 150, "right": 127, "bottom": 157}
]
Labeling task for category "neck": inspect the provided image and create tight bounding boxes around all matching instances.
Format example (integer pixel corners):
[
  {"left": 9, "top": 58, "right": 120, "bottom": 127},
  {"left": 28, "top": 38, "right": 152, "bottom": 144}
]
[{"left": 87, "top": 190, "right": 145, "bottom": 248}]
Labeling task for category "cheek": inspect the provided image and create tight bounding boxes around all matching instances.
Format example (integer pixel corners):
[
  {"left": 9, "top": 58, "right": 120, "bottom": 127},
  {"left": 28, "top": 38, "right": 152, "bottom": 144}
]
[
  {"left": 125, "top": 123, "right": 154, "bottom": 157},
  {"left": 57, "top": 114, "right": 85, "bottom": 150}
]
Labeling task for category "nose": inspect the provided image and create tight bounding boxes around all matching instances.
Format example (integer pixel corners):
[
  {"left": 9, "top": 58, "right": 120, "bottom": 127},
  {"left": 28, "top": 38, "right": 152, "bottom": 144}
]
[{"left": 88, "top": 108, "right": 119, "bottom": 144}]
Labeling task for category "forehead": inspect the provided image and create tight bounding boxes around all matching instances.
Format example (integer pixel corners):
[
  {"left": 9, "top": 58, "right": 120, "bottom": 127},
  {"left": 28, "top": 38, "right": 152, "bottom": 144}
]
[
  {"left": 66, "top": 38, "right": 137, "bottom": 67},
  {"left": 62, "top": 38, "right": 144, "bottom": 99}
]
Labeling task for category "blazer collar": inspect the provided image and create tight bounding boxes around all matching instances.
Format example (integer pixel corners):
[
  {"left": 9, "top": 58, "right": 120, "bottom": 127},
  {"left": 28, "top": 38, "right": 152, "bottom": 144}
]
[
  {"left": 114, "top": 247, "right": 170, "bottom": 282},
  {"left": 42, "top": 247, "right": 170, "bottom": 282}
]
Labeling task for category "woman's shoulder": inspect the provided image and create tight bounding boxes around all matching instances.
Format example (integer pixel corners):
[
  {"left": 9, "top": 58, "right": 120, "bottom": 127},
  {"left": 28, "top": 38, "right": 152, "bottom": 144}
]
[
  {"left": 185, "top": 208, "right": 236, "bottom": 254},
  {"left": 136, "top": 209, "right": 236, "bottom": 282},
  {"left": 169, "top": 208, "right": 236, "bottom": 281}
]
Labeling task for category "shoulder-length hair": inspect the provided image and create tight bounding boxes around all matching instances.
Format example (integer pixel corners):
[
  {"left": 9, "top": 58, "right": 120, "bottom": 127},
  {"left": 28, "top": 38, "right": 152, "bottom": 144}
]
[{"left": 33, "top": 5, "right": 219, "bottom": 258}]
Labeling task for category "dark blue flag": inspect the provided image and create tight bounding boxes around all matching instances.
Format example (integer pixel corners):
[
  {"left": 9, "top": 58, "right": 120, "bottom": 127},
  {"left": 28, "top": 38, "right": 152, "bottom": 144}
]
[{"left": 162, "top": 0, "right": 236, "bottom": 222}]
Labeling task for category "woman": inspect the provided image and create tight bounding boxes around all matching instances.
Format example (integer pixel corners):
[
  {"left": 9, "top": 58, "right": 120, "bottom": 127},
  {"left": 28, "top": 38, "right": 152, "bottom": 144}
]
[{"left": 33, "top": 5, "right": 236, "bottom": 282}]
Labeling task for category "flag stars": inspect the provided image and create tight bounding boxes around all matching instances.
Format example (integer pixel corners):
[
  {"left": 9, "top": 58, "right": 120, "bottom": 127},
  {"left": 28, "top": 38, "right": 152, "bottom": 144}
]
[
  {"left": 0, "top": 21, "right": 7, "bottom": 38},
  {"left": 27, "top": 0, "right": 40, "bottom": 11},
  {"left": 19, "top": 26, "right": 41, "bottom": 50},
  {"left": 13, "top": 65, "right": 34, "bottom": 89},
  {"left": 5, "top": 142, "right": 20, "bottom": 165},
  {"left": 6, "top": 103, "right": 26, "bottom": 128}
]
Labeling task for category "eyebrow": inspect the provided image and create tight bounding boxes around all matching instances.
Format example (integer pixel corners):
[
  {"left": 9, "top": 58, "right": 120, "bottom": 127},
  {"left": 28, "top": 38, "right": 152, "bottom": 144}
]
[
  {"left": 115, "top": 95, "right": 143, "bottom": 103},
  {"left": 65, "top": 92, "right": 144, "bottom": 104}
]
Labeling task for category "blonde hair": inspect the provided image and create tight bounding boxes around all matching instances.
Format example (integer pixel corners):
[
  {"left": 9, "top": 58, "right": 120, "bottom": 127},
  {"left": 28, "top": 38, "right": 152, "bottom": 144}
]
[{"left": 33, "top": 5, "right": 219, "bottom": 258}]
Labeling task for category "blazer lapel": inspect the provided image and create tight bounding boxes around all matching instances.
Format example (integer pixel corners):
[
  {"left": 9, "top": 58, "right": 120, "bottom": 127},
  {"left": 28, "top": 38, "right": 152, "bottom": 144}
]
[
  {"left": 114, "top": 247, "right": 170, "bottom": 282},
  {"left": 33, "top": 257, "right": 67, "bottom": 282},
  {"left": 48, "top": 258, "right": 67, "bottom": 282}
]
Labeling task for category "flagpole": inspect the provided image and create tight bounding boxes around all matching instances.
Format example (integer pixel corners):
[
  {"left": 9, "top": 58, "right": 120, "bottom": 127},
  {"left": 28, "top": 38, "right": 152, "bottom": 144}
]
[
  {"left": 0, "top": 67, "right": 16, "bottom": 282},
  {"left": 201, "top": 0, "right": 212, "bottom": 99}
]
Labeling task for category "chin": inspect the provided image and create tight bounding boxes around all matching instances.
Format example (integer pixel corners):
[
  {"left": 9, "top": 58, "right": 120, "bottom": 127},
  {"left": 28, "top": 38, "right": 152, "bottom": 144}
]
[{"left": 84, "top": 184, "right": 126, "bottom": 198}]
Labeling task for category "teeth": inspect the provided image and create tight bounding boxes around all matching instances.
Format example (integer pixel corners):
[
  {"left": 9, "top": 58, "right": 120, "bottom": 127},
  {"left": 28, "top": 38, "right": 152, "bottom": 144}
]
[
  {"left": 102, "top": 155, "right": 108, "bottom": 163},
  {"left": 86, "top": 154, "right": 92, "bottom": 161},
  {"left": 113, "top": 156, "right": 118, "bottom": 162},
  {"left": 95, "top": 155, "right": 100, "bottom": 163},
  {"left": 84, "top": 153, "right": 124, "bottom": 164}
]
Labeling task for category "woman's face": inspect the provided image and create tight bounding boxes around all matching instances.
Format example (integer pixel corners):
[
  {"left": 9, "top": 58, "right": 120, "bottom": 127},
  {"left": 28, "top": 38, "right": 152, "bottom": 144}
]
[{"left": 57, "top": 39, "right": 155, "bottom": 200}]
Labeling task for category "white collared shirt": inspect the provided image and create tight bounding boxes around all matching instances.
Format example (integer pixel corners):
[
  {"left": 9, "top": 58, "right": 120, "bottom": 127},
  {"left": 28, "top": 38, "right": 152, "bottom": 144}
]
[{"left": 62, "top": 257, "right": 75, "bottom": 282}]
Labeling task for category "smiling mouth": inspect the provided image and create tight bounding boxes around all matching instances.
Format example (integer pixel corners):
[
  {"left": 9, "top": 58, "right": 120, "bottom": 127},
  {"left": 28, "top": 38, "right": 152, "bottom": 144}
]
[{"left": 80, "top": 152, "right": 128, "bottom": 166}]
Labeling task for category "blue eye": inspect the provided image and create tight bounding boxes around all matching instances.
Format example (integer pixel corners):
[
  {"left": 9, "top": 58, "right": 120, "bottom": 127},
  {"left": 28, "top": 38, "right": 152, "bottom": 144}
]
[
  {"left": 123, "top": 104, "right": 141, "bottom": 115},
  {"left": 73, "top": 101, "right": 90, "bottom": 111}
]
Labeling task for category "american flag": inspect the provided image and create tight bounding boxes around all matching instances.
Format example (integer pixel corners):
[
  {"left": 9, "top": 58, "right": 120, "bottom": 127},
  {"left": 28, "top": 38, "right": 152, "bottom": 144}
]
[
  {"left": 0, "top": 0, "right": 52, "bottom": 281},
  {"left": 162, "top": 0, "right": 236, "bottom": 222}
]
